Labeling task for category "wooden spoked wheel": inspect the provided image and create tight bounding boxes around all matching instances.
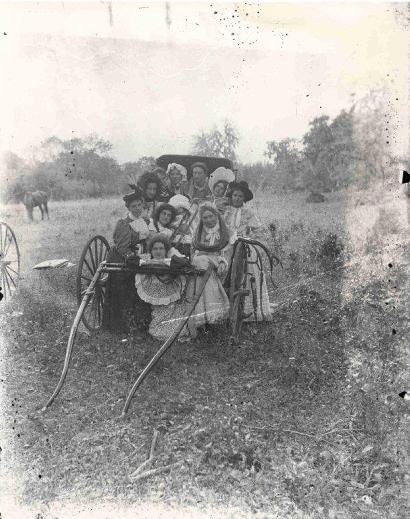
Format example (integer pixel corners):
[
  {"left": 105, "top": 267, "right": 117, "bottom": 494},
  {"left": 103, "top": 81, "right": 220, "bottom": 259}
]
[
  {"left": 0, "top": 222, "right": 20, "bottom": 302},
  {"left": 229, "top": 240, "right": 248, "bottom": 343},
  {"left": 76, "top": 235, "right": 110, "bottom": 331}
]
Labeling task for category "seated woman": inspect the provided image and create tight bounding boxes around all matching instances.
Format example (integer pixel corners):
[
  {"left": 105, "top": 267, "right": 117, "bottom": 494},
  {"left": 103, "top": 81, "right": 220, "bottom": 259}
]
[
  {"left": 185, "top": 205, "right": 231, "bottom": 333},
  {"left": 224, "top": 181, "right": 272, "bottom": 323},
  {"left": 102, "top": 189, "right": 151, "bottom": 332},
  {"left": 182, "top": 161, "right": 213, "bottom": 229},
  {"left": 148, "top": 203, "right": 186, "bottom": 258},
  {"left": 166, "top": 163, "right": 188, "bottom": 197},
  {"left": 137, "top": 171, "right": 162, "bottom": 219},
  {"left": 148, "top": 203, "right": 177, "bottom": 238},
  {"left": 168, "top": 194, "right": 193, "bottom": 258},
  {"left": 183, "top": 161, "right": 213, "bottom": 203},
  {"left": 135, "top": 234, "right": 190, "bottom": 342},
  {"left": 208, "top": 166, "right": 235, "bottom": 215}
]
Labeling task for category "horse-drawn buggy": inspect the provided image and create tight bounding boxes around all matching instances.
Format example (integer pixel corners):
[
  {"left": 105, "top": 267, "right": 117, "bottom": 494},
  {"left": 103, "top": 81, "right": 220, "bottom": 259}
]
[{"left": 44, "top": 155, "right": 279, "bottom": 415}]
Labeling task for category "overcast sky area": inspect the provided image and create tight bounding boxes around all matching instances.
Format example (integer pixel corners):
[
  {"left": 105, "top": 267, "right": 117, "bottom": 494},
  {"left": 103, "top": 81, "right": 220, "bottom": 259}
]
[{"left": 0, "top": 1, "right": 408, "bottom": 165}]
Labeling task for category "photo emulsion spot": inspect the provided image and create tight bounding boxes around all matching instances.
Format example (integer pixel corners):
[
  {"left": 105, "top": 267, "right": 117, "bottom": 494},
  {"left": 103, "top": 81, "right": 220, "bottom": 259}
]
[{"left": 0, "top": 2, "right": 409, "bottom": 518}]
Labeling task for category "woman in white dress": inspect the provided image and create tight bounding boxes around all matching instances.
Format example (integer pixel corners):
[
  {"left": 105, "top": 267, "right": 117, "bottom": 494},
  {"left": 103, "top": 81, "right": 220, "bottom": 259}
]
[
  {"left": 186, "top": 205, "right": 231, "bottom": 332},
  {"left": 224, "top": 181, "right": 272, "bottom": 323},
  {"left": 135, "top": 234, "right": 190, "bottom": 341}
]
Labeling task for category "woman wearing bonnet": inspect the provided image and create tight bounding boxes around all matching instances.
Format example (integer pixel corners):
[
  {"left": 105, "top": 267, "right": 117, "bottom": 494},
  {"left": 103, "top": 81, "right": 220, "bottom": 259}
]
[
  {"left": 168, "top": 194, "right": 193, "bottom": 259},
  {"left": 208, "top": 166, "right": 235, "bottom": 215},
  {"left": 102, "top": 188, "right": 151, "bottom": 332},
  {"left": 166, "top": 163, "right": 188, "bottom": 197},
  {"left": 185, "top": 205, "right": 231, "bottom": 334}
]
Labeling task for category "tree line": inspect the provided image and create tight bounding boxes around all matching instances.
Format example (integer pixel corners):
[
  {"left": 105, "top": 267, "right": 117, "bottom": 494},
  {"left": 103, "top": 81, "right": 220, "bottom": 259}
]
[{"left": 1, "top": 90, "right": 400, "bottom": 203}]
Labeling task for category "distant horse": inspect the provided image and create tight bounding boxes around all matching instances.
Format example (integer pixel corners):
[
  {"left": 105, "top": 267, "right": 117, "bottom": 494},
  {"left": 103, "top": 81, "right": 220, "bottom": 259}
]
[{"left": 23, "top": 191, "right": 49, "bottom": 221}]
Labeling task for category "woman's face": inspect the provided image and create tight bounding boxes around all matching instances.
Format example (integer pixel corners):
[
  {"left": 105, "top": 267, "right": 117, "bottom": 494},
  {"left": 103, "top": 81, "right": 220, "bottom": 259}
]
[
  {"left": 128, "top": 199, "right": 144, "bottom": 218},
  {"left": 145, "top": 182, "right": 157, "bottom": 200},
  {"left": 231, "top": 189, "right": 245, "bottom": 208},
  {"left": 192, "top": 167, "right": 207, "bottom": 186},
  {"left": 213, "top": 181, "right": 227, "bottom": 198},
  {"left": 151, "top": 242, "right": 166, "bottom": 260},
  {"left": 158, "top": 208, "right": 173, "bottom": 226},
  {"left": 169, "top": 169, "right": 183, "bottom": 187},
  {"left": 202, "top": 209, "right": 218, "bottom": 229}
]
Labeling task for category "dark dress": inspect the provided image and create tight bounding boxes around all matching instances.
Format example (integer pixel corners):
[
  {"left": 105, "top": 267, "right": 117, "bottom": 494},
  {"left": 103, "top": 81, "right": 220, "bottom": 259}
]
[{"left": 102, "top": 217, "right": 151, "bottom": 332}]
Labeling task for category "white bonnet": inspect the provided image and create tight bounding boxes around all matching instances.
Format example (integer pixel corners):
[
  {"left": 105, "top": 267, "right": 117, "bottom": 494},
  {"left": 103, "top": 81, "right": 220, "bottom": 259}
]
[
  {"left": 166, "top": 163, "right": 187, "bottom": 181},
  {"left": 168, "top": 194, "right": 191, "bottom": 212},
  {"left": 208, "top": 167, "right": 235, "bottom": 192}
]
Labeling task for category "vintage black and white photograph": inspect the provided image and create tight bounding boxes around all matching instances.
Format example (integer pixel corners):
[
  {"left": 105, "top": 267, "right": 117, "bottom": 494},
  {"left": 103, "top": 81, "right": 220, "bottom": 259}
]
[{"left": 0, "top": 1, "right": 409, "bottom": 518}]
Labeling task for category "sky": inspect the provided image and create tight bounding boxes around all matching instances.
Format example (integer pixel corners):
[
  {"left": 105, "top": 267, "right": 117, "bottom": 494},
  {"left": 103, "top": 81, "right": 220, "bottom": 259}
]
[{"left": 0, "top": 1, "right": 408, "bottom": 166}]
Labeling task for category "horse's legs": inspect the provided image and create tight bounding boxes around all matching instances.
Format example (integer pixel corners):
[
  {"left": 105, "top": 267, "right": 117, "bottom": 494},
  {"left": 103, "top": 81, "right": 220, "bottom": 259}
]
[
  {"left": 39, "top": 205, "right": 44, "bottom": 220},
  {"left": 44, "top": 202, "right": 49, "bottom": 219}
]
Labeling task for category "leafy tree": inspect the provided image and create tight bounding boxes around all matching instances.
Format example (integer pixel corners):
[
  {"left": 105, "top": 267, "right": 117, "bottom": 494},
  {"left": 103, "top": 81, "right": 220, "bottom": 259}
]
[
  {"left": 1, "top": 135, "right": 122, "bottom": 201},
  {"left": 264, "top": 138, "right": 306, "bottom": 191},
  {"left": 192, "top": 121, "right": 239, "bottom": 162},
  {"left": 302, "top": 109, "right": 359, "bottom": 191},
  {"left": 121, "top": 156, "right": 156, "bottom": 184}
]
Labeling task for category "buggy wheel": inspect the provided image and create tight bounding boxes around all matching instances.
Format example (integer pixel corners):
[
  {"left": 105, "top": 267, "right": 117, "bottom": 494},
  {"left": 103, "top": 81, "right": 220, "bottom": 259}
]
[
  {"left": 76, "top": 235, "right": 110, "bottom": 331},
  {"left": 229, "top": 240, "right": 248, "bottom": 344},
  {"left": 0, "top": 222, "right": 20, "bottom": 302}
]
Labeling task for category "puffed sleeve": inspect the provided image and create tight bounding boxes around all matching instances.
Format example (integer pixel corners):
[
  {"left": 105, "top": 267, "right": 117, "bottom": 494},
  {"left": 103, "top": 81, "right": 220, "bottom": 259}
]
[
  {"left": 245, "top": 207, "right": 261, "bottom": 229},
  {"left": 113, "top": 220, "right": 134, "bottom": 257}
]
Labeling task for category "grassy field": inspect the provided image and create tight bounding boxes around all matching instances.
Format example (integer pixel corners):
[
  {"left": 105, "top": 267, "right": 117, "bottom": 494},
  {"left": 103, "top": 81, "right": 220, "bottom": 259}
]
[{"left": 0, "top": 189, "right": 409, "bottom": 519}]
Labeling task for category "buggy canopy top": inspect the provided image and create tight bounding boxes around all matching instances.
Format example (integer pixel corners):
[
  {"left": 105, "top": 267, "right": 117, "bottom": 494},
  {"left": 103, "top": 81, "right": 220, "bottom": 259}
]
[{"left": 156, "top": 155, "right": 234, "bottom": 180}]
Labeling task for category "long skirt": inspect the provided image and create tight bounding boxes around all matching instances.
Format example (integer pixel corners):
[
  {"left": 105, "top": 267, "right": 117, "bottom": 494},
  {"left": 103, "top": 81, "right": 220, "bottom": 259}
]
[
  {"left": 102, "top": 247, "right": 151, "bottom": 332},
  {"left": 225, "top": 243, "right": 272, "bottom": 323},
  {"left": 186, "top": 253, "right": 230, "bottom": 328},
  {"left": 149, "top": 301, "right": 190, "bottom": 341}
]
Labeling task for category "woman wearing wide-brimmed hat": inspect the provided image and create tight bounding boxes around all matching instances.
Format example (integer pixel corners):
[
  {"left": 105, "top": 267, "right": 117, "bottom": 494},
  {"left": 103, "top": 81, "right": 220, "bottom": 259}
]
[
  {"left": 136, "top": 171, "right": 163, "bottom": 219},
  {"left": 224, "top": 180, "right": 272, "bottom": 323},
  {"left": 102, "top": 188, "right": 151, "bottom": 332}
]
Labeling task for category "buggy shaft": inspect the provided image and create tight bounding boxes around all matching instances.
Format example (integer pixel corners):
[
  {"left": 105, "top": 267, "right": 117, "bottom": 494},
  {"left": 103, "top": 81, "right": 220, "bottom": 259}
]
[
  {"left": 121, "top": 264, "right": 213, "bottom": 416},
  {"left": 43, "top": 261, "right": 106, "bottom": 410}
]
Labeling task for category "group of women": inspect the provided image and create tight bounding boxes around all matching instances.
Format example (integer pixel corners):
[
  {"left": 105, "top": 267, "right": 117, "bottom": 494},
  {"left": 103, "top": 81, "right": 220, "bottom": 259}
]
[{"left": 102, "top": 160, "right": 272, "bottom": 342}]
